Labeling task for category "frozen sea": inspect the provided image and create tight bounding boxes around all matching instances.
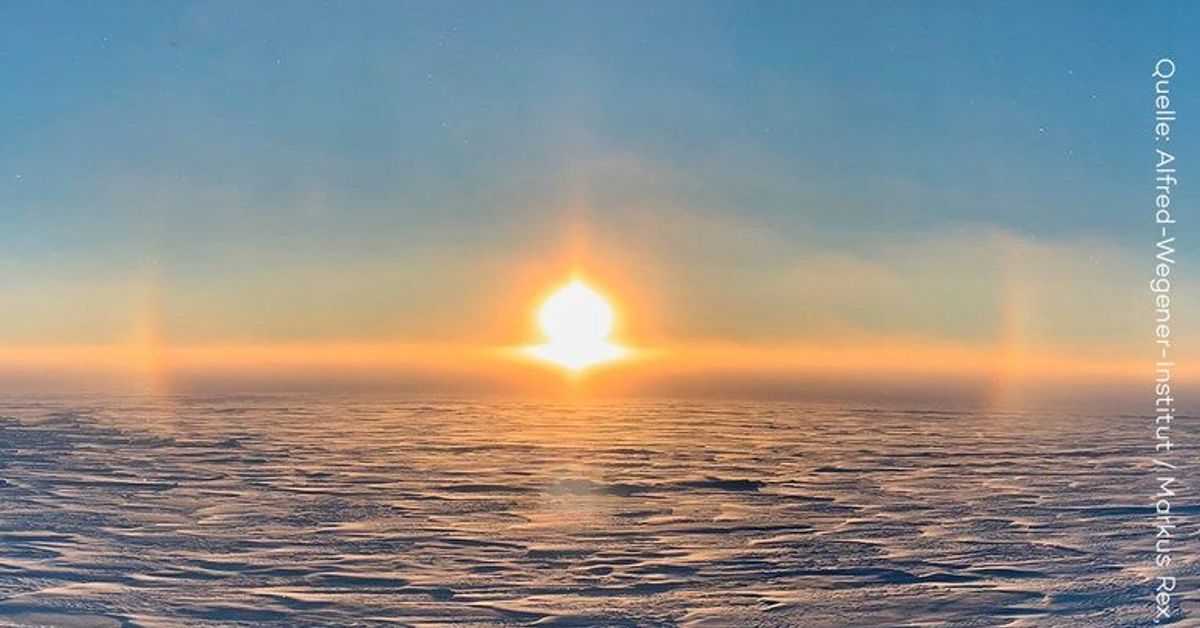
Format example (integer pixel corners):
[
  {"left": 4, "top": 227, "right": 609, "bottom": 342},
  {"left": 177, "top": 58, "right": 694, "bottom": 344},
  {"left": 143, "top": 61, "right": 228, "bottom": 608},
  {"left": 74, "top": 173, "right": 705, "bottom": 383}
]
[{"left": 0, "top": 396, "right": 1193, "bottom": 627}]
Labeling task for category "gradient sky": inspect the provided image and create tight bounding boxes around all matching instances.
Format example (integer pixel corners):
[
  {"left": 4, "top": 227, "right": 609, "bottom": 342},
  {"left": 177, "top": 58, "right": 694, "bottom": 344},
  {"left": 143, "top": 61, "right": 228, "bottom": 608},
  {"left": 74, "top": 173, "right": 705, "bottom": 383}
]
[{"left": 2, "top": 2, "right": 1198, "bottom": 402}]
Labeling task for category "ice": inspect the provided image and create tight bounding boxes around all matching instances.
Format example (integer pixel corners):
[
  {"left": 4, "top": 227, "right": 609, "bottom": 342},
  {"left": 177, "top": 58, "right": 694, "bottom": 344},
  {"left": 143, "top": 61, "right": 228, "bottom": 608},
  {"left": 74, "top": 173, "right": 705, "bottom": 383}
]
[{"left": 0, "top": 397, "right": 1192, "bottom": 626}]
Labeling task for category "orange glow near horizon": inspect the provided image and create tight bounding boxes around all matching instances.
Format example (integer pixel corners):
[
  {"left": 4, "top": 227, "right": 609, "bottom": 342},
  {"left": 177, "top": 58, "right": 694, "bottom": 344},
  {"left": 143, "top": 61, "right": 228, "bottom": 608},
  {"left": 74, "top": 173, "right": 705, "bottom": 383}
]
[
  {"left": 0, "top": 338, "right": 1193, "bottom": 409},
  {"left": 525, "top": 278, "right": 629, "bottom": 371}
]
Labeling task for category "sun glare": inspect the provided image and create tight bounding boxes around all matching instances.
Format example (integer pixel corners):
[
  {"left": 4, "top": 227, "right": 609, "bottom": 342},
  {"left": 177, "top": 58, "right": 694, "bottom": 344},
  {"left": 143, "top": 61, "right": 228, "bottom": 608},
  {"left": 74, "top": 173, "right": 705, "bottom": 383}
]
[{"left": 528, "top": 279, "right": 627, "bottom": 371}]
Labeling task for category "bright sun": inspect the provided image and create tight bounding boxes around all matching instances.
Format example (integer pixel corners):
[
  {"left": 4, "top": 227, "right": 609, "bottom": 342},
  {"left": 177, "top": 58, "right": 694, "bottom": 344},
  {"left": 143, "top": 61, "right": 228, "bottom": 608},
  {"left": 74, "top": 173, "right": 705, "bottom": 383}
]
[{"left": 528, "top": 279, "right": 626, "bottom": 371}]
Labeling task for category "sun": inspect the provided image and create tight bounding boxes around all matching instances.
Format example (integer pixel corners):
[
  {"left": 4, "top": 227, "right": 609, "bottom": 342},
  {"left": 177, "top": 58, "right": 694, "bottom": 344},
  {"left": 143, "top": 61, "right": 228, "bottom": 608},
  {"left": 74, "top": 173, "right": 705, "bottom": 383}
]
[{"left": 527, "top": 279, "right": 627, "bottom": 371}]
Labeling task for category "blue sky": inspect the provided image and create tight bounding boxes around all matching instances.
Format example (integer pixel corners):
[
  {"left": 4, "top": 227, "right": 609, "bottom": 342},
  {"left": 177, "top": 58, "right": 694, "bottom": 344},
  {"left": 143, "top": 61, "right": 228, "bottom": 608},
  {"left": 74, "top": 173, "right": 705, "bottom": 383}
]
[{"left": 1, "top": 2, "right": 1197, "bottom": 356}]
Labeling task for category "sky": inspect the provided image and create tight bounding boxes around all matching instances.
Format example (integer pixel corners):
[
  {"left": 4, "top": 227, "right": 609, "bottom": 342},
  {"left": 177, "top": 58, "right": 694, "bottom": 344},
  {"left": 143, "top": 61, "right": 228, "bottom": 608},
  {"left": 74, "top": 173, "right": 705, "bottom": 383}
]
[{"left": 2, "top": 1, "right": 1198, "bottom": 406}]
